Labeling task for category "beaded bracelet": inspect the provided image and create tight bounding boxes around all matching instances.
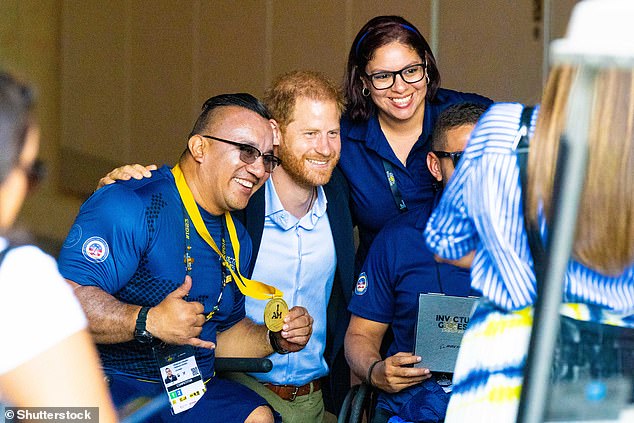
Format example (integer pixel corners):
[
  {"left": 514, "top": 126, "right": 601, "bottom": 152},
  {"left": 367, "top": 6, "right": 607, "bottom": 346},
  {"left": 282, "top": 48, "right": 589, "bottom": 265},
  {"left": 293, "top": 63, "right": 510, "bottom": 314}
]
[
  {"left": 366, "top": 359, "right": 382, "bottom": 387},
  {"left": 268, "top": 330, "right": 290, "bottom": 355}
]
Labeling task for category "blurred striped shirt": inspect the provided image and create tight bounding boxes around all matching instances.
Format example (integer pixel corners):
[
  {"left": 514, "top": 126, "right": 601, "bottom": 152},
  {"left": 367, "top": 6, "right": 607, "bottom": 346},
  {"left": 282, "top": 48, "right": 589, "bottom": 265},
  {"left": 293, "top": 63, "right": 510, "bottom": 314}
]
[{"left": 424, "top": 102, "right": 634, "bottom": 315}]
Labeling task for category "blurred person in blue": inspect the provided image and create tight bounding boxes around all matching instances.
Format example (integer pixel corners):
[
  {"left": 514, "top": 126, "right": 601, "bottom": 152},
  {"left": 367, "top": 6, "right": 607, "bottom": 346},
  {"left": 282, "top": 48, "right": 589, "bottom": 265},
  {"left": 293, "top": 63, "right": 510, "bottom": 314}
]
[
  {"left": 58, "top": 93, "right": 314, "bottom": 423},
  {"left": 339, "top": 15, "right": 492, "bottom": 273},
  {"left": 425, "top": 1, "right": 634, "bottom": 421},
  {"left": 0, "top": 71, "right": 117, "bottom": 422},
  {"left": 345, "top": 103, "right": 487, "bottom": 423}
]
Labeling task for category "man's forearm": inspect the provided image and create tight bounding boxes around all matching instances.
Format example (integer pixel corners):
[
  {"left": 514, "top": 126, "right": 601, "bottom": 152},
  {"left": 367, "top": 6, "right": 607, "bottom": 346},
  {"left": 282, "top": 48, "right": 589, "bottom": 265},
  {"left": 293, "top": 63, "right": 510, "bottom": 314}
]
[
  {"left": 68, "top": 281, "right": 140, "bottom": 344},
  {"left": 345, "top": 332, "right": 381, "bottom": 382},
  {"left": 215, "top": 318, "right": 272, "bottom": 358}
]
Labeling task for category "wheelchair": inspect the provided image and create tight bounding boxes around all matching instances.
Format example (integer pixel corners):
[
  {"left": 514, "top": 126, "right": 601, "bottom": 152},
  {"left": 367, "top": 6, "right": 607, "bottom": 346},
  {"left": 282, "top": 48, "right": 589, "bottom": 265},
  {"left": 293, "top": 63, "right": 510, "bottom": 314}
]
[{"left": 337, "top": 382, "right": 378, "bottom": 423}]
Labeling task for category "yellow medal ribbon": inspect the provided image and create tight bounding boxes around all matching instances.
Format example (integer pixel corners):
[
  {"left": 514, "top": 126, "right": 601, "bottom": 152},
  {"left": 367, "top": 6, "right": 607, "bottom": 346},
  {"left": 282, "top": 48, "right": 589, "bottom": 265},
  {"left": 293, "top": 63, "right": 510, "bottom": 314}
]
[{"left": 171, "top": 164, "right": 283, "bottom": 300}]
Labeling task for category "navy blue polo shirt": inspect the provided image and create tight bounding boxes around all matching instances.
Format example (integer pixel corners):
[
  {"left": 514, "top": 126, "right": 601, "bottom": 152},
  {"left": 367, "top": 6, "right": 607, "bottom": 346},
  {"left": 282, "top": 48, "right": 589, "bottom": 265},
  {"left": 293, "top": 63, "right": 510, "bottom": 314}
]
[
  {"left": 348, "top": 202, "right": 478, "bottom": 416},
  {"left": 348, "top": 202, "right": 477, "bottom": 357},
  {"left": 339, "top": 88, "right": 492, "bottom": 271}
]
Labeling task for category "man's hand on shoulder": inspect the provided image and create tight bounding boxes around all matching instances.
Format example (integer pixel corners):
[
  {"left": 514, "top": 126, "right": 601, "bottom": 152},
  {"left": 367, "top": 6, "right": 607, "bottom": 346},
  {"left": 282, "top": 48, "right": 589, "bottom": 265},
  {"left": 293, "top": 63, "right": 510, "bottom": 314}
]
[
  {"left": 275, "top": 306, "right": 314, "bottom": 353},
  {"left": 96, "top": 164, "right": 157, "bottom": 190},
  {"left": 146, "top": 275, "right": 215, "bottom": 350}
]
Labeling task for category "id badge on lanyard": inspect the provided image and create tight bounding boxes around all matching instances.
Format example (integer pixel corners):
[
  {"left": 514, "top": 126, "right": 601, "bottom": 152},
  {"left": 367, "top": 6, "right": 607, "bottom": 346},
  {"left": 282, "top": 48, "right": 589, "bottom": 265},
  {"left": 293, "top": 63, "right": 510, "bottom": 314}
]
[{"left": 155, "top": 343, "right": 207, "bottom": 415}]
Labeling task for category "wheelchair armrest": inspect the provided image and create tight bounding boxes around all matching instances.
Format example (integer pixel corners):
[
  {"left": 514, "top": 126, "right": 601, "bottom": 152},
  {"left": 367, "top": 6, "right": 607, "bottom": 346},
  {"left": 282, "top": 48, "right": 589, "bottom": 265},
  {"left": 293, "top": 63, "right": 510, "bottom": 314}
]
[
  {"left": 350, "top": 383, "right": 370, "bottom": 423},
  {"left": 214, "top": 357, "right": 273, "bottom": 373}
]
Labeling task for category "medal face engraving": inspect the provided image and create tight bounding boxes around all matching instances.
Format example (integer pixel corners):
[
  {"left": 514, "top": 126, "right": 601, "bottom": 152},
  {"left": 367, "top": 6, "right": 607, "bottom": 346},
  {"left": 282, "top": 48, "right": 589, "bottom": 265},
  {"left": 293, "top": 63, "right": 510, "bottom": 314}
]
[{"left": 264, "top": 297, "right": 289, "bottom": 332}]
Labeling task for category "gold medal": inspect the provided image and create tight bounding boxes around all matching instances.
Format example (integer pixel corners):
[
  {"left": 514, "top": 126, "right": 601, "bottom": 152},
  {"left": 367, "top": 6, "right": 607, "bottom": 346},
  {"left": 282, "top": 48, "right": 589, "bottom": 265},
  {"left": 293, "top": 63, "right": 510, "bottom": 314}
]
[{"left": 264, "top": 297, "right": 289, "bottom": 332}]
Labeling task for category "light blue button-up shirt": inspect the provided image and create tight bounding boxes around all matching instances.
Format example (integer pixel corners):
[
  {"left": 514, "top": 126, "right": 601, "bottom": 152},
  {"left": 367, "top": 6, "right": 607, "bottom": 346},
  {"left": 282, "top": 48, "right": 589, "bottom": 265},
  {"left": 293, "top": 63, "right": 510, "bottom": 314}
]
[{"left": 246, "top": 177, "right": 336, "bottom": 385}]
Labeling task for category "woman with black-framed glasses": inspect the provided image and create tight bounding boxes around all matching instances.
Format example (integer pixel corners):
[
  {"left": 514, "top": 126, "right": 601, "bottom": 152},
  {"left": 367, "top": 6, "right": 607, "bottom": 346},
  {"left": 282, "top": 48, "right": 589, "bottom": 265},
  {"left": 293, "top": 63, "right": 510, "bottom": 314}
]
[{"left": 339, "top": 16, "right": 492, "bottom": 277}]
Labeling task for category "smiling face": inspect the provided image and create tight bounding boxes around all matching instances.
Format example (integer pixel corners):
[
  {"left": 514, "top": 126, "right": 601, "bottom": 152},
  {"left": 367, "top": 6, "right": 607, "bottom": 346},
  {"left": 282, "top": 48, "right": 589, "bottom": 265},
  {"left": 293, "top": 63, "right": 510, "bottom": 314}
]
[
  {"left": 192, "top": 106, "right": 274, "bottom": 215},
  {"left": 364, "top": 41, "right": 427, "bottom": 125},
  {"left": 277, "top": 96, "right": 341, "bottom": 188}
]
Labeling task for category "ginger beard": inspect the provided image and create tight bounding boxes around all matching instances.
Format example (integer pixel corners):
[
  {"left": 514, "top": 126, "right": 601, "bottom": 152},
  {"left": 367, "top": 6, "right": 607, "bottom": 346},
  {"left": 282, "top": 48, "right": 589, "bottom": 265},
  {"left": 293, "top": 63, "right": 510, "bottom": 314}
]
[{"left": 276, "top": 138, "right": 339, "bottom": 189}]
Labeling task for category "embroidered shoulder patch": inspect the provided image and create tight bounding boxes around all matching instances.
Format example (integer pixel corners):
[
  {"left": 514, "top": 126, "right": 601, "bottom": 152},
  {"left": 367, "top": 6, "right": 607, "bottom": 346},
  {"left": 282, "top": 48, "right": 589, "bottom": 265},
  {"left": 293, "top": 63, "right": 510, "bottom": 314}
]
[
  {"left": 63, "top": 224, "right": 82, "bottom": 248},
  {"left": 355, "top": 272, "right": 368, "bottom": 295},
  {"left": 82, "top": 236, "right": 110, "bottom": 263}
]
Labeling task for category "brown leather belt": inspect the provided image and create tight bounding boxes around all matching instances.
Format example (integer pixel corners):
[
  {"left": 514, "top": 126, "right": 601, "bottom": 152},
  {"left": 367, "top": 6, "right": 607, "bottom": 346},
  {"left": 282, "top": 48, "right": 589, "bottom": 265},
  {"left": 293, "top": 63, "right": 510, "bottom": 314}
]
[{"left": 262, "top": 380, "right": 321, "bottom": 401}]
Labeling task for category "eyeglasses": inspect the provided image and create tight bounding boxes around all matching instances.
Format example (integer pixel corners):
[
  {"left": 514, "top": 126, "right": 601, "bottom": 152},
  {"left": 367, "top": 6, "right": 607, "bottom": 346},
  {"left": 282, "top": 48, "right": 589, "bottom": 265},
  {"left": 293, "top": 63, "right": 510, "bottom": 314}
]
[
  {"left": 18, "top": 158, "right": 46, "bottom": 191},
  {"left": 365, "top": 63, "right": 426, "bottom": 90},
  {"left": 432, "top": 151, "right": 463, "bottom": 167},
  {"left": 200, "top": 135, "right": 281, "bottom": 173}
]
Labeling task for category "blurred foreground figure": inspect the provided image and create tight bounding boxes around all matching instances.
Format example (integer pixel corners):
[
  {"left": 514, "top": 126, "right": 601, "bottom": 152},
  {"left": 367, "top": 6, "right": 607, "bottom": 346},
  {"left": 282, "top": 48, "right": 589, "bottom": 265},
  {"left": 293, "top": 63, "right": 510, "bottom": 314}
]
[
  {"left": 425, "top": 1, "right": 634, "bottom": 421},
  {"left": 0, "top": 72, "right": 117, "bottom": 422}
]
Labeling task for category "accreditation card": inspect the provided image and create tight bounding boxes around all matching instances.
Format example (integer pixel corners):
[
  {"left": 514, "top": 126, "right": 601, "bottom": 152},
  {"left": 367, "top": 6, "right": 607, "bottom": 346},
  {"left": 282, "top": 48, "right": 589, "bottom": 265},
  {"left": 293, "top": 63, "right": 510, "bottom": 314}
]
[{"left": 155, "top": 344, "right": 207, "bottom": 415}]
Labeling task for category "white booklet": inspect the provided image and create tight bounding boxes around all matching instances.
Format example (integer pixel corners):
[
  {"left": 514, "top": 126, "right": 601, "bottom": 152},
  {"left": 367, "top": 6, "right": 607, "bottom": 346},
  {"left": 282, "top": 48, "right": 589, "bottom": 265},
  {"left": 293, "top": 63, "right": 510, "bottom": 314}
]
[{"left": 413, "top": 293, "right": 477, "bottom": 373}]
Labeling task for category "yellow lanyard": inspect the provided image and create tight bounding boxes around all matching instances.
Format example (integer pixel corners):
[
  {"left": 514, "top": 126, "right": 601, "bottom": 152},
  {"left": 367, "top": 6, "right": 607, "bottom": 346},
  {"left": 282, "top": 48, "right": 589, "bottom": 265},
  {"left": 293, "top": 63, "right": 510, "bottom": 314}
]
[{"left": 171, "top": 164, "right": 283, "bottom": 300}]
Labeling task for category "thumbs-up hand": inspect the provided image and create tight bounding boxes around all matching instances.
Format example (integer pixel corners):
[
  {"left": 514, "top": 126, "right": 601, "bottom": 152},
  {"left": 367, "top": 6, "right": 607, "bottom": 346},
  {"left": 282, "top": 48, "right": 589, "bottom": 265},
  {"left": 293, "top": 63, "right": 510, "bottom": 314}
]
[{"left": 146, "top": 275, "right": 215, "bottom": 349}]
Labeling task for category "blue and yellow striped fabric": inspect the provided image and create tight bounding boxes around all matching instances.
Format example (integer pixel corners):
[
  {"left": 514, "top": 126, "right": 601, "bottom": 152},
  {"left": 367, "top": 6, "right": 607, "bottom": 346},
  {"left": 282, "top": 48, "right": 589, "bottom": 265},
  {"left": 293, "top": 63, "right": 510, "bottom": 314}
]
[{"left": 445, "top": 301, "right": 634, "bottom": 423}]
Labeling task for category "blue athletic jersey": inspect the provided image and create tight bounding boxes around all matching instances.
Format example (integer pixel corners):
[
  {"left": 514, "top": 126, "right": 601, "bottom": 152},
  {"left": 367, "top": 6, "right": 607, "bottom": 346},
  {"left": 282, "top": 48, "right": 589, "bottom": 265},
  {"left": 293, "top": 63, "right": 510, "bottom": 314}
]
[
  {"left": 349, "top": 202, "right": 476, "bottom": 357},
  {"left": 58, "top": 165, "right": 251, "bottom": 381},
  {"left": 339, "top": 88, "right": 492, "bottom": 271},
  {"left": 348, "top": 202, "right": 477, "bottom": 415}
]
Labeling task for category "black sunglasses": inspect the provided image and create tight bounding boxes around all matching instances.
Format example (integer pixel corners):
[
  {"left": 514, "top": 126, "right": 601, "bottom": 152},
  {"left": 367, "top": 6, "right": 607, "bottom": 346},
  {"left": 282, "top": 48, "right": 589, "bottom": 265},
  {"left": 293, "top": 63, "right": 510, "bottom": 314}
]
[
  {"left": 432, "top": 151, "right": 463, "bottom": 167},
  {"left": 200, "top": 135, "right": 281, "bottom": 173},
  {"left": 18, "top": 158, "right": 46, "bottom": 191}
]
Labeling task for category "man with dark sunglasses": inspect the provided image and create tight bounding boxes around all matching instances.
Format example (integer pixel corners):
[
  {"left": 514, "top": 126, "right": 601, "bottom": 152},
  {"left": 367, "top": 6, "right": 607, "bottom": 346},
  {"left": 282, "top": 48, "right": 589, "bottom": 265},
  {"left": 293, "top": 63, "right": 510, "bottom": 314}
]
[
  {"left": 344, "top": 102, "right": 486, "bottom": 423},
  {"left": 199, "top": 135, "right": 282, "bottom": 174},
  {"left": 427, "top": 102, "right": 487, "bottom": 189},
  {"left": 58, "top": 93, "right": 313, "bottom": 423}
]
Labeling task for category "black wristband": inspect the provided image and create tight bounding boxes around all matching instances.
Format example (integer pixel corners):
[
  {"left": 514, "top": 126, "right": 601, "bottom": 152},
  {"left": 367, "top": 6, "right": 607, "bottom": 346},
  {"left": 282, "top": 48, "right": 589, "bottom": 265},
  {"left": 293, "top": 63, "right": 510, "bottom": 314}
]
[
  {"left": 268, "top": 330, "right": 290, "bottom": 355},
  {"left": 366, "top": 359, "right": 382, "bottom": 387},
  {"left": 134, "top": 306, "right": 154, "bottom": 344}
]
